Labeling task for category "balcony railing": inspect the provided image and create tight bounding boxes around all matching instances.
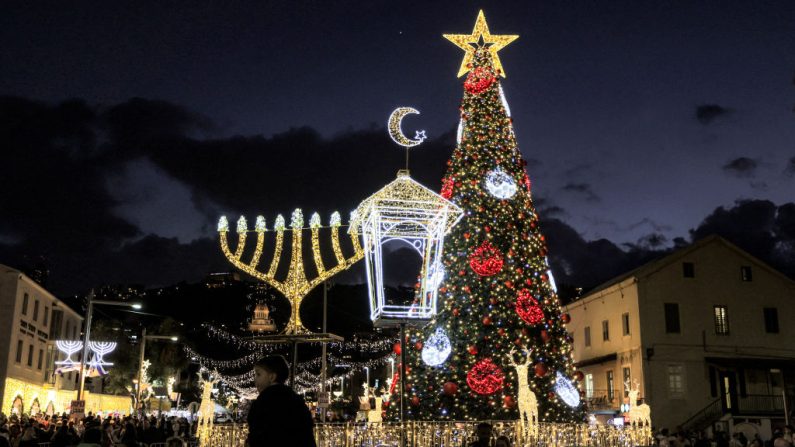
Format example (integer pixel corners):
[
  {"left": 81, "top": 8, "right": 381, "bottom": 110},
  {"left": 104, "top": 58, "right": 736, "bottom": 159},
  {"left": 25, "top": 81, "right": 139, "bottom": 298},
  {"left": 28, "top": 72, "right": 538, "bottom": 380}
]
[
  {"left": 737, "top": 394, "right": 786, "bottom": 415},
  {"left": 583, "top": 389, "right": 632, "bottom": 411}
]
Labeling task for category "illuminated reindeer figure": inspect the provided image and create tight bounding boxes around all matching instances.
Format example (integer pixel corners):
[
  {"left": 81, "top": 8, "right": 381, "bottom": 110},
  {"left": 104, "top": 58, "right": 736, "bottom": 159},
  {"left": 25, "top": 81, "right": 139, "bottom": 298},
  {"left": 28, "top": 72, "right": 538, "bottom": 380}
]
[
  {"left": 219, "top": 210, "right": 363, "bottom": 334},
  {"left": 197, "top": 370, "right": 219, "bottom": 447},
  {"left": 508, "top": 348, "right": 538, "bottom": 441},
  {"left": 624, "top": 378, "right": 651, "bottom": 427}
]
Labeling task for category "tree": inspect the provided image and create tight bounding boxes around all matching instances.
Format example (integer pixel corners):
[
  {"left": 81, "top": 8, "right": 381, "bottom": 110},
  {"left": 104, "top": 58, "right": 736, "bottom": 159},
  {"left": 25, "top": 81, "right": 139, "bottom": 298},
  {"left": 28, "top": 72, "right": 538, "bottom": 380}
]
[{"left": 393, "top": 46, "right": 584, "bottom": 422}]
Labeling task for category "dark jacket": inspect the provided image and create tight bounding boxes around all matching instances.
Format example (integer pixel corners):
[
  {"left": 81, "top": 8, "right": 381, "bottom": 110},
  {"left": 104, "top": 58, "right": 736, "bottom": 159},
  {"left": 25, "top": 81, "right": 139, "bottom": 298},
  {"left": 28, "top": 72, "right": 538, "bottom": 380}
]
[{"left": 247, "top": 383, "right": 316, "bottom": 447}]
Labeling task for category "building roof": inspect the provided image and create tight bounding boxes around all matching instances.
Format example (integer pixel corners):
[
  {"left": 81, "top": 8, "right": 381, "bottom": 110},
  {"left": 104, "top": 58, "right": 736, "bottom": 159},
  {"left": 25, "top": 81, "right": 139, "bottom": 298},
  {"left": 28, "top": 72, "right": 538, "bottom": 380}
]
[
  {"left": 0, "top": 263, "right": 83, "bottom": 320},
  {"left": 580, "top": 234, "right": 795, "bottom": 299}
]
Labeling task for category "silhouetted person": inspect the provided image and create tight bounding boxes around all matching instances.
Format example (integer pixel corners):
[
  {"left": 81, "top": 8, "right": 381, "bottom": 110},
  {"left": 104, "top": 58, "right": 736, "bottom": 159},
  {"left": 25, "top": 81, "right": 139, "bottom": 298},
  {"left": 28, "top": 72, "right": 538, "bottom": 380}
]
[
  {"left": 469, "top": 422, "right": 493, "bottom": 447},
  {"left": 247, "top": 355, "right": 316, "bottom": 447}
]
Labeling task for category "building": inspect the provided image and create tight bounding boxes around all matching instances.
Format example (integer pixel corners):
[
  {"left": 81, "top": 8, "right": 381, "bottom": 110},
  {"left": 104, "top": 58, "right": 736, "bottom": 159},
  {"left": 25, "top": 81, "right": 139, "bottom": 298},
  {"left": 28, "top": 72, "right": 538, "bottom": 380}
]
[
  {"left": 0, "top": 264, "right": 129, "bottom": 415},
  {"left": 564, "top": 236, "right": 795, "bottom": 438},
  {"left": 248, "top": 303, "right": 277, "bottom": 332}
]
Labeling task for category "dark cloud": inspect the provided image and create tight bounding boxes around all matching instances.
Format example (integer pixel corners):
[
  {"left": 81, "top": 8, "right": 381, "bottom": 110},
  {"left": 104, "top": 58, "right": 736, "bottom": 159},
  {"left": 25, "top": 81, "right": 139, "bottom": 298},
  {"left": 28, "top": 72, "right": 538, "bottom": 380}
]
[
  {"left": 0, "top": 96, "right": 454, "bottom": 295},
  {"left": 561, "top": 183, "right": 600, "bottom": 202},
  {"left": 690, "top": 199, "right": 795, "bottom": 278},
  {"left": 722, "top": 157, "right": 758, "bottom": 177},
  {"left": 785, "top": 157, "right": 795, "bottom": 177},
  {"left": 696, "top": 104, "right": 732, "bottom": 125}
]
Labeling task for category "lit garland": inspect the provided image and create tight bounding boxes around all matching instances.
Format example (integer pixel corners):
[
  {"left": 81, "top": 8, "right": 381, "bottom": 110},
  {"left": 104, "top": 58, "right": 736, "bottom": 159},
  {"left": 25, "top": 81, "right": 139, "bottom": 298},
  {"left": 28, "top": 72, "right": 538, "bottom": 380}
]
[
  {"left": 207, "top": 421, "right": 653, "bottom": 447},
  {"left": 219, "top": 210, "right": 364, "bottom": 334}
]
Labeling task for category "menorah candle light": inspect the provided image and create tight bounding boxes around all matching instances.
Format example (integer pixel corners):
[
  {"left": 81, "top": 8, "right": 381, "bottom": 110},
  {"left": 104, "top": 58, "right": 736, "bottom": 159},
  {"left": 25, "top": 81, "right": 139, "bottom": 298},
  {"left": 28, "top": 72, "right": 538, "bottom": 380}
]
[{"left": 218, "top": 209, "right": 364, "bottom": 335}]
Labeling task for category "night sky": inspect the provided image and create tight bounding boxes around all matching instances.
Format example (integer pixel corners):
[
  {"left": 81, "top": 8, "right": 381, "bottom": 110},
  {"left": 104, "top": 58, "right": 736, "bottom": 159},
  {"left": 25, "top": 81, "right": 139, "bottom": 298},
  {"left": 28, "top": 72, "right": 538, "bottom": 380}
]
[{"left": 1, "top": 1, "right": 794, "bottom": 296}]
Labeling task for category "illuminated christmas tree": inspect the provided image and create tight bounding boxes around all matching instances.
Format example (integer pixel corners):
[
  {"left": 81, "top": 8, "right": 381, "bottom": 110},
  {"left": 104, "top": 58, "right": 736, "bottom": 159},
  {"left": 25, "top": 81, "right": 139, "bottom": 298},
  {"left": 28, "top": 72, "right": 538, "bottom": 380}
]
[{"left": 393, "top": 11, "right": 584, "bottom": 423}]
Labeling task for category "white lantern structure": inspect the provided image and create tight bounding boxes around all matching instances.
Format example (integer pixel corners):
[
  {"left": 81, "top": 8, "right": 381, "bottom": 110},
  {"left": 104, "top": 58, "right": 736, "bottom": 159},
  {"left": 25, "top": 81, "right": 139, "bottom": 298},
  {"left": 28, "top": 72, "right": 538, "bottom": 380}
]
[{"left": 350, "top": 169, "right": 463, "bottom": 325}]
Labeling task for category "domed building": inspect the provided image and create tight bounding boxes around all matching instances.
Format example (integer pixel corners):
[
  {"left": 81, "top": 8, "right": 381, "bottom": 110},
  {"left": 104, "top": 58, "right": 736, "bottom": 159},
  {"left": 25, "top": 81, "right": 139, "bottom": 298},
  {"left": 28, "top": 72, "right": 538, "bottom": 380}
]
[{"left": 248, "top": 303, "right": 277, "bottom": 333}]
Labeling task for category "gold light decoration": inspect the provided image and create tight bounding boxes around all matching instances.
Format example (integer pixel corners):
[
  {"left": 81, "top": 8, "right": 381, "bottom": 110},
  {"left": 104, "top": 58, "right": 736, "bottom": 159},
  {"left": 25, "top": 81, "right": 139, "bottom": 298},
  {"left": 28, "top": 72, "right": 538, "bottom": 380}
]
[
  {"left": 208, "top": 420, "right": 653, "bottom": 447},
  {"left": 443, "top": 10, "right": 518, "bottom": 77},
  {"left": 219, "top": 210, "right": 364, "bottom": 334}
]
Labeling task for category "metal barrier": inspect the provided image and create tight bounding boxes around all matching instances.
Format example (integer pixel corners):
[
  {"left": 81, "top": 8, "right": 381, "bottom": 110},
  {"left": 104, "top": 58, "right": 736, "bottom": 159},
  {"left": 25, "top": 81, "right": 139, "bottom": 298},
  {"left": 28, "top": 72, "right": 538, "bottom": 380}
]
[{"left": 208, "top": 421, "right": 653, "bottom": 447}]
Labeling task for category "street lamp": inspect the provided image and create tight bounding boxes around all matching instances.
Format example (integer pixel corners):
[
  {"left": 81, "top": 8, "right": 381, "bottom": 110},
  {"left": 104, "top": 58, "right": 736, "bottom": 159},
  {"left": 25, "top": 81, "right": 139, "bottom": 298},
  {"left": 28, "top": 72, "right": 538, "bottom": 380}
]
[
  {"left": 77, "top": 290, "right": 143, "bottom": 401},
  {"left": 136, "top": 329, "right": 180, "bottom": 408}
]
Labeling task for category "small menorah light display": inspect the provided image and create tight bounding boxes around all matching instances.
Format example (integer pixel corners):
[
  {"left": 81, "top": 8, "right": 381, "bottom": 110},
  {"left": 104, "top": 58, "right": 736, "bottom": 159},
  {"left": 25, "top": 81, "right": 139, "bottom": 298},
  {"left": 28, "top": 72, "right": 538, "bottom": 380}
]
[{"left": 218, "top": 209, "right": 364, "bottom": 335}]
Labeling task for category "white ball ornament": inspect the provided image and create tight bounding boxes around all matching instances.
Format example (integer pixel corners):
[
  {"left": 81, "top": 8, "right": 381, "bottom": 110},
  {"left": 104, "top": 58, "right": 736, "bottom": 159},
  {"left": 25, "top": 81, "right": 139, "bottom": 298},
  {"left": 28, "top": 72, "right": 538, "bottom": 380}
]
[
  {"left": 485, "top": 168, "right": 517, "bottom": 199},
  {"left": 554, "top": 371, "right": 581, "bottom": 407},
  {"left": 421, "top": 327, "right": 452, "bottom": 367}
]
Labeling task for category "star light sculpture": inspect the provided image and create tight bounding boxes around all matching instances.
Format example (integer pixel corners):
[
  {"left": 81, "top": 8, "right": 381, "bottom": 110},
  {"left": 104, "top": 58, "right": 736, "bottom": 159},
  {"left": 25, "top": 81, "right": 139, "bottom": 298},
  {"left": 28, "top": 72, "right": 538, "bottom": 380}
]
[{"left": 443, "top": 10, "right": 518, "bottom": 77}]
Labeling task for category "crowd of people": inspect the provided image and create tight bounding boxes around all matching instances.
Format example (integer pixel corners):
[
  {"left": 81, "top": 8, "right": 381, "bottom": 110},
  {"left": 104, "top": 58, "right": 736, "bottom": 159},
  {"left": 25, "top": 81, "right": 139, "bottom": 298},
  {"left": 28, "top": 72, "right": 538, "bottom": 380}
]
[
  {"left": 654, "top": 426, "right": 795, "bottom": 447},
  {"left": 0, "top": 412, "right": 197, "bottom": 447}
]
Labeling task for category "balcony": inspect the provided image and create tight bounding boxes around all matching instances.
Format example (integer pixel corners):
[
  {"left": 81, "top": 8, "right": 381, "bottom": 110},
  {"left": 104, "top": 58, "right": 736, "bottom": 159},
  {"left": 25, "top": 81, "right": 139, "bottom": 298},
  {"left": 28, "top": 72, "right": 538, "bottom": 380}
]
[
  {"left": 736, "top": 394, "right": 786, "bottom": 415},
  {"left": 583, "top": 389, "right": 629, "bottom": 412}
]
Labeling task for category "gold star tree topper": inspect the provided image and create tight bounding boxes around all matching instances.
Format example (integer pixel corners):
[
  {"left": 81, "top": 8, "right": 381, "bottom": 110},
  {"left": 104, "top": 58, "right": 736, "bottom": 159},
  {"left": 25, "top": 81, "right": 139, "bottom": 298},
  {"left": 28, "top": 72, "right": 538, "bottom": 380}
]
[{"left": 443, "top": 10, "right": 518, "bottom": 78}]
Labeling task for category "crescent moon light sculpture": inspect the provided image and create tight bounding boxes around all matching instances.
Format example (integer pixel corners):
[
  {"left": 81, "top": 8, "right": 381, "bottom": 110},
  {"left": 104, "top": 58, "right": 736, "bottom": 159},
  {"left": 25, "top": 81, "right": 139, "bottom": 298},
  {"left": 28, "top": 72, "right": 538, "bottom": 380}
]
[{"left": 388, "top": 107, "right": 427, "bottom": 148}]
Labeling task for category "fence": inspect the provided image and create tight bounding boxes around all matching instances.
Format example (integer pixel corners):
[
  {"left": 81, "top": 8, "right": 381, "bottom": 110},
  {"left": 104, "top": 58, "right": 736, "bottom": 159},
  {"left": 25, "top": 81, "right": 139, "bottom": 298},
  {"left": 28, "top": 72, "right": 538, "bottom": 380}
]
[{"left": 208, "top": 421, "right": 653, "bottom": 447}]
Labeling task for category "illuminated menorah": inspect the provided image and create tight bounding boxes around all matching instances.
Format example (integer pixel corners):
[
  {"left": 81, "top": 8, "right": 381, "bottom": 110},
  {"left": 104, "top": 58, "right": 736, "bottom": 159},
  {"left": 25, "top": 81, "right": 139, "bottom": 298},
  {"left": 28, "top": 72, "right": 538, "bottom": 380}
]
[{"left": 218, "top": 209, "right": 364, "bottom": 335}]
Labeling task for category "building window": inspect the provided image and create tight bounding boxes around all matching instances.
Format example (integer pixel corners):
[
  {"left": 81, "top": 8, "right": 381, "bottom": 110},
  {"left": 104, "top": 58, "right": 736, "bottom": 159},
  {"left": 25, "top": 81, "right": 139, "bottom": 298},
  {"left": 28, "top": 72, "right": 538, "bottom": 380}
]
[
  {"left": 667, "top": 364, "right": 685, "bottom": 398},
  {"left": 623, "top": 367, "right": 631, "bottom": 397},
  {"left": 43, "top": 306, "right": 49, "bottom": 327},
  {"left": 27, "top": 344, "right": 34, "bottom": 366},
  {"left": 714, "top": 305, "right": 730, "bottom": 335},
  {"left": 664, "top": 303, "right": 681, "bottom": 333},
  {"left": 585, "top": 374, "right": 594, "bottom": 399},
  {"left": 37, "top": 349, "right": 44, "bottom": 370},
  {"left": 584, "top": 326, "right": 591, "bottom": 347},
  {"left": 33, "top": 300, "right": 39, "bottom": 321},
  {"left": 622, "top": 312, "right": 630, "bottom": 336},
  {"left": 682, "top": 262, "right": 695, "bottom": 278},
  {"left": 763, "top": 308, "right": 779, "bottom": 334},
  {"left": 16, "top": 340, "right": 24, "bottom": 363},
  {"left": 22, "top": 293, "right": 29, "bottom": 315},
  {"left": 607, "top": 370, "right": 615, "bottom": 401},
  {"left": 602, "top": 320, "right": 610, "bottom": 341},
  {"left": 740, "top": 266, "right": 753, "bottom": 282}
]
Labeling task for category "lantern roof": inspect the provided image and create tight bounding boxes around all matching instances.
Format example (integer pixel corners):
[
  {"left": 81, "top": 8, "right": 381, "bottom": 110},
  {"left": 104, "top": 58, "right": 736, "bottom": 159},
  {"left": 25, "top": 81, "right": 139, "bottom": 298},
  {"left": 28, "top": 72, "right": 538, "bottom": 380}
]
[{"left": 349, "top": 170, "right": 463, "bottom": 237}]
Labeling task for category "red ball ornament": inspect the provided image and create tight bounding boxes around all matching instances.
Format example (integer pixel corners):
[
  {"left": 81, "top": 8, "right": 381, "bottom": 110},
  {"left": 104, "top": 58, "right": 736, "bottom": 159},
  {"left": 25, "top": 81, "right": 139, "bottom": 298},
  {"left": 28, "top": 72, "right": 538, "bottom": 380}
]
[
  {"left": 464, "top": 66, "right": 496, "bottom": 94},
  {"left": 482, "top": 316, "right": 492, "bottom": 326},
  {"left": 443, "top": 381, "right": 459, "bottom": 396},
  {"left": 469, "top": 241, "right": 504, "bottom": 276},
  {"left": 548, "top": 391, "right": 556, "bottom": 399},
  {"left": 534, "top": 362, "right": 548, "bottom": 377},
  {"left": 441, "top": 177, "right": 454, "bottom": 200},
  {"left": 561, "top": 313, "right": 571, "bottom": 324},
  {"left": 515, "top": 289, "right": 545, "bottom": 325},
  {"left": 467, "top": 345, "right": 479, "bottom": 355},
  {"left": 466, "top": 358, "right": 505, "bottom": 395},
  {"left": 453, "top": 308, "right": 460, "bottom": 317},
  {"left": 498, "top": 328, "right": 506, "bottom": 336},
  {"left": 393, "top": 343, "right": 402, "bottom": 355},
  {"left": 540, "top": 330, "right": 551, "bottom": 343},
  {"left": 573, "top": 371, "right": 585, "bottom": 382},
  {"left": 415, "top": 341, "right": 423, "bottom": 350},
  {"left": 410, "top": 396, "right": 420, "bottom": 406},
  {"left": 503, "top": 395, "right": 516, "bottom": 408}
]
